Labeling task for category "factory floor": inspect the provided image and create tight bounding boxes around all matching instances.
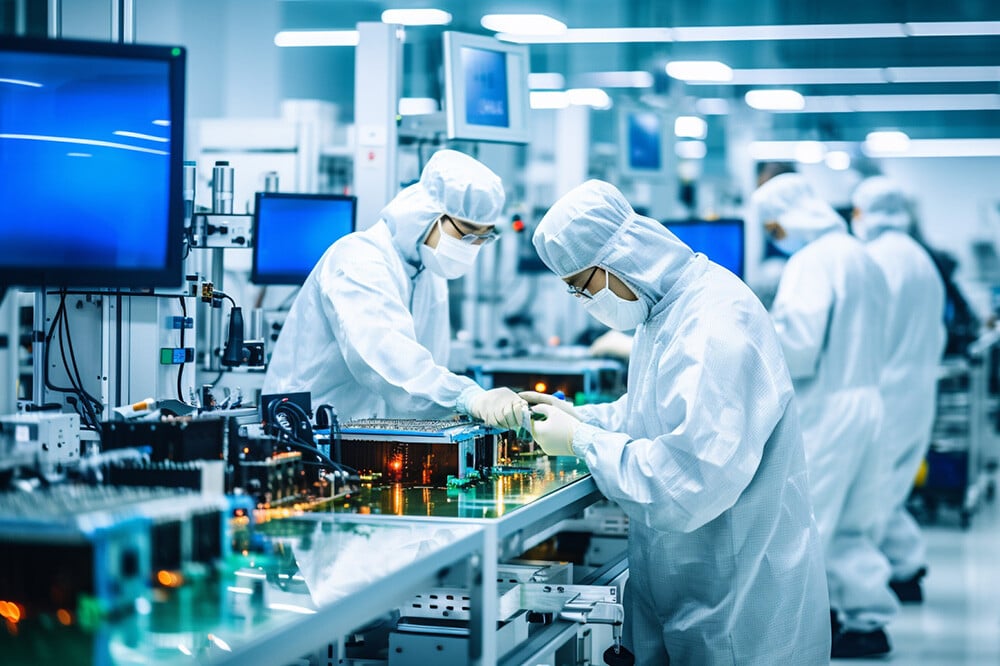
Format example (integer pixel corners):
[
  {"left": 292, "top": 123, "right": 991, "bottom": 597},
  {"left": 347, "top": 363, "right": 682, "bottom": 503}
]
[{"left": 834, "top": 489, "right": 1000, "bottom": 664}]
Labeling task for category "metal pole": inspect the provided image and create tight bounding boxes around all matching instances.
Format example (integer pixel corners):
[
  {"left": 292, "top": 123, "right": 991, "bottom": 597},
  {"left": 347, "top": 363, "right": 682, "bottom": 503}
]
[
  {"left": 15, "top": 0, "right": 26, "bottom": 35},
  {"left": 110, "top": 0, "right": 134, "bottom": 44},
  {"left": 47, "top": 0, "right": 60, "bottom": 38},
  {"left": 31, "top": 291, "right": 45, "bottom": 405}
]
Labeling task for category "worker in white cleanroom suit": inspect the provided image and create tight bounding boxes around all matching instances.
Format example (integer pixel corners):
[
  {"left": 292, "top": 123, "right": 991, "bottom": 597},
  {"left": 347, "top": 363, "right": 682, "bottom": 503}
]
[
  {"left": 753, "top": 173, "right": 898, "bottom": 659},
  {"left": 524, "top": 179, "right": 830, "bottom": 665},
  {"left": 852, "top": 176, "right": 946, "bottom": 603},
  {"left": 264, "top": 149, "right": 526, "bottom": 429}
]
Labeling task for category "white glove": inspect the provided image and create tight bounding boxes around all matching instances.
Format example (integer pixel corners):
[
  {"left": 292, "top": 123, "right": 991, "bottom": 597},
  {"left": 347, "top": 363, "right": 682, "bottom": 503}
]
[
  {"left": 530, "top": 404, "right": 579, "bottom": 457},
  {"left": 519, "top": 391, "right": 579, "bottom": 420},
  {"left": 588, "top": 330, "right": 634, "bottom": 360},
  {"left": 467, "top": 387, "right": 529, "bottom": 431}
]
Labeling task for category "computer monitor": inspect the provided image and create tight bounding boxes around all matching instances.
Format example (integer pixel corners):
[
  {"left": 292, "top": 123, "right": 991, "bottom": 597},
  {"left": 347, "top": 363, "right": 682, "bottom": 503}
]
[
  {"left": 0, "top": 37, "right": 186, "bottom": 288},
  {"left": 619, "top": 109, "right": 669, "bottom": 178},
  {"left": 251, "top": 192, "right": 357, "bottom": 286},
  {"left": 665, "top": 219, "right": 745, "bottom": 278},
  {"left": 443, "top": 31, "right": 530, "bottom": 144}
]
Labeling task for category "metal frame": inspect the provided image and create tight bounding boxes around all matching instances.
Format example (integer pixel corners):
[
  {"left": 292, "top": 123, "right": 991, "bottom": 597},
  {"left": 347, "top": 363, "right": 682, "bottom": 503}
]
[{"left": 211, "top": 523, "right": 485, "bottom": 666}]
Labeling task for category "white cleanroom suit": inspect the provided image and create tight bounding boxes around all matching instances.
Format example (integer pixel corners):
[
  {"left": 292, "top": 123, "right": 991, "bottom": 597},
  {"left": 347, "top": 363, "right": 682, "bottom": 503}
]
[
  {"left": 852, "top": 176, "right": 946, "bottom": 582},
  {"left": 530, "top": 179, "right": 830, "bottom": 665},
  {"left": 753, "top": 173, "right": 898, "bottom": 634},
  {"left": 263, "top": 150, "right": 524, "bottom": 427}
]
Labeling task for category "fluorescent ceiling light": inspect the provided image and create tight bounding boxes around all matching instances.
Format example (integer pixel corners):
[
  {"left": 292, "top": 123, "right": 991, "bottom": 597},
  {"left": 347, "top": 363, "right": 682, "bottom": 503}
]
[
  {"left": 0, "top": 78, "right": 42, "bottom": 87},
  {"left": 528, "top": 73, "right": 566, "bottom": 90},
  {"left": 864, "top": 130, "right": 910, "bottom": 155},
  {"left": 794, "top": 141, "right": 826, "bottom": 164},
  {"left": 482, "top": 14, "right": 566, "bottom": 36},
  {"left": 905, "top": 21, "right": 1000, "bottom": 36},
  {"left": 695, "top": 98, "right": 730, "bottom": 115},
  {"left": 66, "top": 152, "right": 92, "bottom": 158},
  {"left": 745, "top": 89, "right": 804, "bottom": 111},
  {"left": 884, "top": 138, "right": 1000, "bottom": 158},
  {"left": 498, "top": 21, "right": 1000, "bottom": 45},
  {"left": 691, "top": 65, "right": 1000, "bottom": 86},
  {"left": 529, "top": 91, "right": 569, "bottom": 109},
  {"left": 666, "top": 60, "right": 732, "bottom": 82},
  {"left": 566, "top": 88, "right": 612, "bottom": 109},
  {"left": 0, "top": 133, "right": 168, "bottom": 156},
  {"left": 800, "top": 93, "right": 1000, "bottom": 113},
  {"left": 825, "top": 151, "right": 852, "bottom": 170},
  {"left": 381, "top": 9, "right": 451, "bottom": 26},
  {"left": 674, "top": 116, "right": 708, "bottom": 139},
  {"left": 274, "top": 30, "right": 360, "bottom": 47},
  {"left": 574, "top": 71, "right": 654, "bottom": 88},
  {"left": 398, "top": 97, "right": 438, "bottom": 116},
  {"left": 152, "top": 119, "right": 170, "bottom": 127},
  {"left": 675, "top": 141, "right": 707, "bottom": 159},
  {"left": 497, "top": 27, "right": 670, "bottom": 44}
]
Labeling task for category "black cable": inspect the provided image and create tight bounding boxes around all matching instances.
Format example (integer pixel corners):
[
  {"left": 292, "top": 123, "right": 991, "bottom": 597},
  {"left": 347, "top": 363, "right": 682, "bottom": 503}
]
[
  {"left": 43, "top": 296, "right": 97, "bottom": 429},
  {"left": 57, "top": 303, "right": 100, "bottom": 430},
  {"left": 59, "top": 291, "right": 102, "bottom": 409},
  {"left": 178, "top": 296, "right": 187, "bottom": 401}
]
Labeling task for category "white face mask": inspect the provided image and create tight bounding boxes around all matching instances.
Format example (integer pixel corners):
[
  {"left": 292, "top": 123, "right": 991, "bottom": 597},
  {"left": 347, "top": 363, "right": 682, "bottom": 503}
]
[
  {"left": 582, "top": 271, "right": 649, "bottom": 331},
  {"left": 419, "top": 218, "right": 481, "bottom": 279}
]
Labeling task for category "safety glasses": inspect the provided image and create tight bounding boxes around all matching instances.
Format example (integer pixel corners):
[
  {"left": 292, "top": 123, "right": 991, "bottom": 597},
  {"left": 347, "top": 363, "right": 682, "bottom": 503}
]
[
  {"left": 566, "top": 267, "right": 603, "bottom": 300},
  {"left": 443, "top": 215, "right": 499, "bottom": 245}
]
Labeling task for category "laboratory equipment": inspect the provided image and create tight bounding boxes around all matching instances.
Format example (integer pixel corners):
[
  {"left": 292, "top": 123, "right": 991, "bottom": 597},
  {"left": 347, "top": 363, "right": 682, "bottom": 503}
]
[
  {"left": 665, "top": 218, "right": 746, "bottom": 278},
  {"left": 469, "top": 356, "right": 627, "bottom": 405},
  {"left": 0, "top": 36, "right": 186, "bottom": 288},
  {"left": 337, "top": 418, "right": 513, "bottom": 485},
  {"left": 251, "top": 192, "right": 357, "bottom": 285},
  {"left": 442, "top": 31, "right": 530, "bottom": 144}
]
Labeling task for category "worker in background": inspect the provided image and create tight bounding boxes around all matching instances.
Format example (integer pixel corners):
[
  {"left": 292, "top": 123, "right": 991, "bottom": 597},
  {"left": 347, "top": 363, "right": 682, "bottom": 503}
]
[
  {"left": 523, "top": 180, "right": 830, "bottom": 665},
  {"left": 851, "top": 176, "right": 946, "bottom": 603},
  {"left": 263, "top": 149, "right": 526, "bottom": 430},
  {"left": 752, "top": 173, "right": 898, "bottom": 659}
]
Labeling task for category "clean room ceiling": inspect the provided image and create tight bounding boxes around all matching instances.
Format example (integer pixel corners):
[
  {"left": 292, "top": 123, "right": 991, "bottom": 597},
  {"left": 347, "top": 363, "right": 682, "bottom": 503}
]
[{"left": 278, "top": 0, "right": 1000, "bottom": 142}]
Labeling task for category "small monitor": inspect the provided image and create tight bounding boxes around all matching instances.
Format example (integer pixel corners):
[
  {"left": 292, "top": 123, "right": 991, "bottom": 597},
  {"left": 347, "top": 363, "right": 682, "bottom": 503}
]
[
  {"left": 443, "top": 31, "right": 530, "bottom": 144},
  {"left": 251, "top": 192, "right": 357, "bottom": 285},
  {"left": 0, "top": 37, "right": 186, "bottom": 288},
  {"left": 665, "top": 219, "right": 745, "bottom": 278},
  {"left": 619, "top": 109, "right": 668, "bottom": 178}
]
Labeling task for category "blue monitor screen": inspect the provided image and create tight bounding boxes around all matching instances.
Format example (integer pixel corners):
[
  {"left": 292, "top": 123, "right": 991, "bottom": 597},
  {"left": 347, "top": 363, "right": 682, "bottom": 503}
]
[
  {"left": 0, "top": 37, "right": 185, "bottom": 287},
  {"left": 252, "top": 193, "right": 357, "bottom": 285},
  {"left": 665, "top": 219, "right": 745, "bottom": 278},
  {"left": 461, "top": 46, "right": 509, "bottom": 128},
  {"left": 627, "top": 111, "right": 662, "bottom": 171}
]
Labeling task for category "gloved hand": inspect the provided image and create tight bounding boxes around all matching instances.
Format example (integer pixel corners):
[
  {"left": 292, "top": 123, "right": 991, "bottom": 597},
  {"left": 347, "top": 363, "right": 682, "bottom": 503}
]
[
  {"left": 530, "top": 404, "right": 579, "bottom": 457},
  {"left": 519, "top": 391, "right": 579, "bottom": 420},
  {"left": 467, "top": 387, "right": 529, "bottom": 431},
  {"left": 588, "top": 330, "right": 634, "bottom": 360}
]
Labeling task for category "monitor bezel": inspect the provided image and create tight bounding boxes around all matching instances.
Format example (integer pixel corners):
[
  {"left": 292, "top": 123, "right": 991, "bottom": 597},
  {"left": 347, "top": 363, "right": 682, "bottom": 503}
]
[
  {"left": 442, "top": 31, "right": 530, "bottom": 144},
  {"left": 0, "top": 36, "right": 187, "bottom": 289},
  {"left": 251, "top": 191, "right": 358, "bottom": 286}
]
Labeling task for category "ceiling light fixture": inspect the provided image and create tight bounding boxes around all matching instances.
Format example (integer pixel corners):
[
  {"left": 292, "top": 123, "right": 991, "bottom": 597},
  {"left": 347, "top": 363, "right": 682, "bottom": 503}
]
[
  {"left": 566, "top": 88, "right": 612, "bottom": 110},
  {"left": 674, "top": 116, "right": 708, "bottom": 139},
  {"left": 528, "top": 73, "right": 566, "bottom": 90},
  {"left": 574, "top": 71, "right": 654, "bottom": 88},
  {"left": 529, "top": 91, "right": 569, "bottom": 109},
  {"left": 745, "top": 89, "right": 805, "bottom": 111},
  {"left": 381, "top": 9, "right": 452, "bottom": 26},
  {"left": 274, "top": 30, "right": 360, "bottom": 47},
  {"left": 794, "top": 141, "right": 826, "bottom": 164},
  {"left": 666, "top": 60, "right": 733, "bottom": 82},
  {"left": 864, "top": 130, "right": 911, "bottom": 155},
  {"left": 482, "top": 14, "right": 566, "bottom": 36}
]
